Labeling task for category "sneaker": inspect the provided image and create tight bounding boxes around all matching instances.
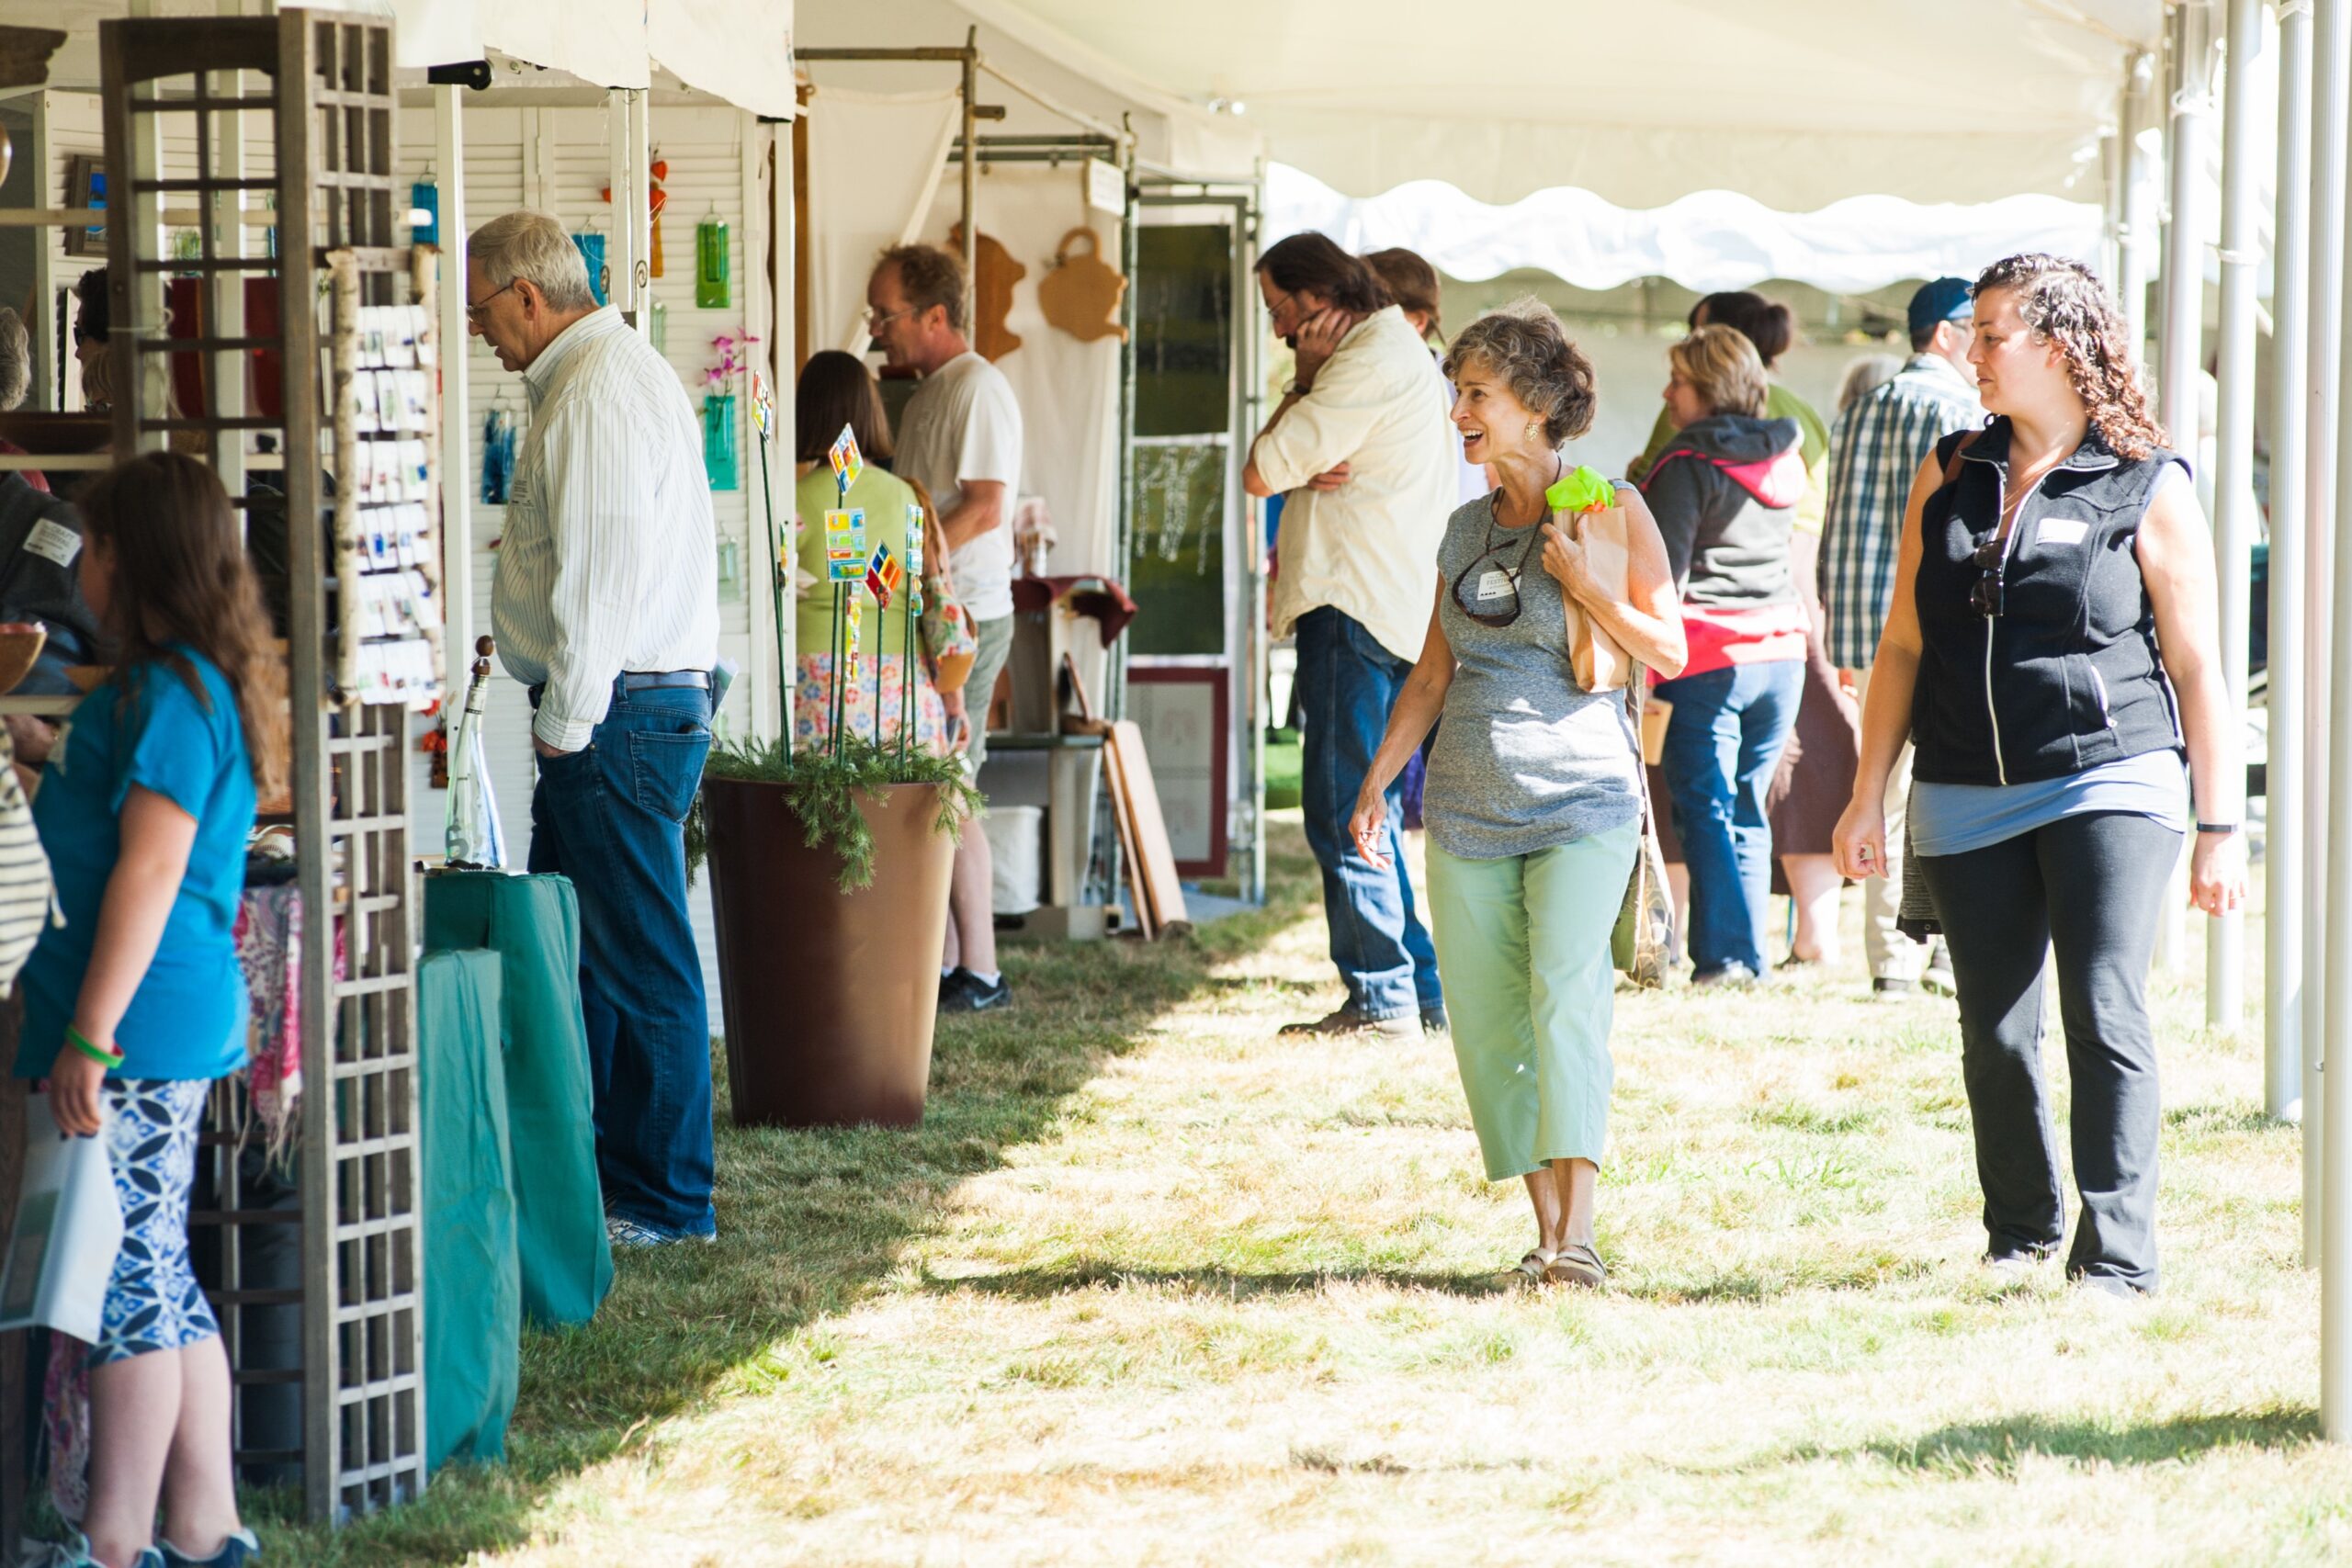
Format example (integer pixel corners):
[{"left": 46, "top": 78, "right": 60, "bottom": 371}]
[
  {"left": 1419, "top": 1004, "right": 1450, "bottom": 1036},
  {"left": 1921, "top": 961, "right": 1957, "bottom": 998},
  {"left": 2072, "top": 1270, "right": 2150, "bottom": 1303},
  {"left": 1871, "top": 976, "right": 1919, "bottom": 999},
  {"left": 940, "top": 967, "right": 1012, "bottom": 1013},
  {"left": 37, "top": 1535, "right": 164, "bottom": 1568},
  {"left": 605, "top": 1215, "right": 715, "bottom": 1249},
  {"left": 1279, "top": 1007, "right": 1419, "bottom": 1040},
  {"left": 160, "top": 1529, "right": 261, "bottom": 1568},
  {"left": 1690, "top": 963, "right": 1758, "bottom": 990},
  {"left": 1984, "top": 1248, "right": 2048, "bottom": 1284}
]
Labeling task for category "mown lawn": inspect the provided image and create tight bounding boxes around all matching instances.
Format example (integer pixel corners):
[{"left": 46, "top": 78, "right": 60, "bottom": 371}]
[{"left": 259, "top": 815, "right": 2346, "bottom": 1565}]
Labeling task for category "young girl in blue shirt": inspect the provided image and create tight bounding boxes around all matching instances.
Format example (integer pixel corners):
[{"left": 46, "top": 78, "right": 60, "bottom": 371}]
[{"left": 17, "top": 453, "right": 283, "bottom": 1568}]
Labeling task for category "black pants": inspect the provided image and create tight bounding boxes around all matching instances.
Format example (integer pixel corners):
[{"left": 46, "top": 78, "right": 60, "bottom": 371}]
[{"left": 1915, "top": 810, "right": 2181, "bottom": 1292}]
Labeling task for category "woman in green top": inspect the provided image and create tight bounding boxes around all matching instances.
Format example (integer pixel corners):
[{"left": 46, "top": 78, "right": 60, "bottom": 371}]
[{"left": 791, "top": 352, "right": 966, "bottom": 755}]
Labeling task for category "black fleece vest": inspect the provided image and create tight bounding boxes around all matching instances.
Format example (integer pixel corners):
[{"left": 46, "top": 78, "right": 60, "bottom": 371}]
[{"left": 1910, "top": 419, "right": 2186, "bottom": 786}]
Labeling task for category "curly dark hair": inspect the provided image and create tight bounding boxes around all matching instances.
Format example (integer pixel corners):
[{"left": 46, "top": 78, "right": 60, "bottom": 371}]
[
  {"left": 1973, "top": 253, "right": 2165, "bottom": 461},
  {"left": 1441, "top": 297, "right": 1597, "bottom": 447}
]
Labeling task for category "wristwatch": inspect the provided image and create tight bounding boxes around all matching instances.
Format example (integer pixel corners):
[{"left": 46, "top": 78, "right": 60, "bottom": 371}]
[{"left": 2195, "top": 821, "right": 2240, "bottom": 835}]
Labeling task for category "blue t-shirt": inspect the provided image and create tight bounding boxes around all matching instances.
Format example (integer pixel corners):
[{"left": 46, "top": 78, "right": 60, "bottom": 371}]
[{"left": 14, "top": 649, "right": 256, "bottom": 1081}]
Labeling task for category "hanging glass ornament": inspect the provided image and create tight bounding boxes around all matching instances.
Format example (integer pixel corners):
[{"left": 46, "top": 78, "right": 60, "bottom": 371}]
[{"left": 695, "top": 207, "right": 730, "bottom": 309}]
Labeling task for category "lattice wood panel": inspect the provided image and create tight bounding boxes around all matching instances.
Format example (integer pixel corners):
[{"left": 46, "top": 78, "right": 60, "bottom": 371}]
[{"left": 99, "top": 6, "right": 427, "bottom": 1524}]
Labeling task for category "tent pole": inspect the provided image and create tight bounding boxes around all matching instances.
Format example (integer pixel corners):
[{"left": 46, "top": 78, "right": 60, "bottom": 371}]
[
  {"left": 960, "top": 29, "right": 978, "bottom": 338},
  {"left": 2324, "top": 0, "right": 2352, "bottom": 1430},
  {"left": 2123, "top": 51, "right": 2161, "bottom": 354},
  {"left": 2312, "top": 0, "right": 2350, "bottom": 1265},
  {"left": 2210, "top": 0, "right": 2262, "bottom": 1032},
  {"left": 435, "top": 83, "right": 473, "bottom": 654},
  {"left": 2276, "top": 0, "right": 2316, "bottom": 1125},
  {"left": 2156, "top": 0, "right": 2215, "bottom": 978}
]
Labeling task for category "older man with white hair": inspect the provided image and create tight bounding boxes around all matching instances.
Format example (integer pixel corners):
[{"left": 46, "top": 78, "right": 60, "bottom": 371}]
[{"left": 466, "top": 209, "right": 721, "bottom": 1247}]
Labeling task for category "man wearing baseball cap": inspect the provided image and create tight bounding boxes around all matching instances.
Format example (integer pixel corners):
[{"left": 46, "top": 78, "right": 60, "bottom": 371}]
[{"left": 1817, "top": 276, "right": 1983, "bottom": 998}]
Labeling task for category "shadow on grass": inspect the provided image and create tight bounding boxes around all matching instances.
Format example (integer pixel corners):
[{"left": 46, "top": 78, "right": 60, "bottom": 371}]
[
  {"left": 260, "top": 835, "right": 1321, "bottom": 1564},
  {"left": 1799, "top": 1407, "right": 2321, "bottom": 1475},
  {"left": 920, "top": 1260, "right": 1510, "bottom": 1302}
]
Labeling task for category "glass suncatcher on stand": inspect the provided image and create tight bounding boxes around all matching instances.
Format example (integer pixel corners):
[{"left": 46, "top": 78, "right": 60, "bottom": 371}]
[
  {"left": 446, "top": 635, "right": 507, "bottom": 868},
  {"left": 824, "top": 423, "right": 868, "bottom": 758}
]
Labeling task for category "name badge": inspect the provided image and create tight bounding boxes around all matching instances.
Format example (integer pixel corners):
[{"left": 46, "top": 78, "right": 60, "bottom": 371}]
[
  {"left": 2038, "top": 518, "right": 2089, "bottom": 547},
  {"left": 1476, "top": 569, "right": 1513, "bottom": 601}
]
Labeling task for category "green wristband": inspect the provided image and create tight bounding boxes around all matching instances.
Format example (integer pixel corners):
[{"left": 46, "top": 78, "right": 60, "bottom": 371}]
[{"left": 65, "top": 1025, "right": 122, "bottom": 1069}]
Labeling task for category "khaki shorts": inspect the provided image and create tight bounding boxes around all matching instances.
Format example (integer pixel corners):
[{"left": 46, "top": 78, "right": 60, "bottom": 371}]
[{"left": 963, "top": 614, "right": 1015, "bottom": 783}]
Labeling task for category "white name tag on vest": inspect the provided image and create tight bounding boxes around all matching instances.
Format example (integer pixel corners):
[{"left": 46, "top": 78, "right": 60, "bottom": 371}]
[
  {"left": 22, "top": 518, "right": 78, "bottom": 568},
  {"left": 1476, "top": 569, "right": 1513, "bottom": 601},
  {"left": 2038, "top": 518, "right": 2090, "bottom": 547}
]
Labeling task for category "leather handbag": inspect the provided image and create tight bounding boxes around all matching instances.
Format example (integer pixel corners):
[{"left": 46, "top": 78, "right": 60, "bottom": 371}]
[{"left": 1610, "top": 674, "right": 1677, "bottom": 987}]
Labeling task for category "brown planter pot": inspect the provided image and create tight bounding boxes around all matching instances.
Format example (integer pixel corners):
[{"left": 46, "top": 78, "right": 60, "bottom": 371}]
[{"left": 703, "top": 775, "right": 956, "bottom": 1128}]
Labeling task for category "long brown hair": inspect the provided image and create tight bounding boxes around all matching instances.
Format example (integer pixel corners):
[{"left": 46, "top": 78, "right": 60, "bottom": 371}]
[
  {"left": 77, "top": 451, "right": 287, "bottom": 799},
  {"left": 1973, "top": 253, "right": 2166, "bottom": 461},
  {"left": 796, "top": 349, "right": 895, "bottom": 466},
  {"left": 1256, "top": 233, "right": 1391, "bottom": 315}
]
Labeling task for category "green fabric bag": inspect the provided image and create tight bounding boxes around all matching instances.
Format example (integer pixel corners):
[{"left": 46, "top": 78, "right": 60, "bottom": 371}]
[
  {"left": 424, "top": 872, "right": 614, "bottom": 1327},
  {"left": 419, "top": 949, "right": 518, "bottom": 1471}
]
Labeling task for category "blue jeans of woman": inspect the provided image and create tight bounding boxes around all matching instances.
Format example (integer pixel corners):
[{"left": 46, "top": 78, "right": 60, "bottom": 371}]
[
  {"left": 528, "top": 679, "right": 715, "bottom": 1237},
  {"left": 1656, "top": 659, "right": 1803, "bottom": 977},
  {"left": 1295, "top": 606, "right": 1442, "bottom": 1020}
]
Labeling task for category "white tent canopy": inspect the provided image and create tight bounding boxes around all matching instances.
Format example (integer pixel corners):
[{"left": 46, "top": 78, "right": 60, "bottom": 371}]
[
  {"left": 22, "top": 1, "right": 797, "bottom": 120},
  {"left": 966, "top": 0, "right": 2165, "bottom": 209},
  {"left": 797, "top": 0, "right": 1260, "bottom": 176},
  {"left": 1268, "top": 164, "right": 2109, "bottom": 296}
]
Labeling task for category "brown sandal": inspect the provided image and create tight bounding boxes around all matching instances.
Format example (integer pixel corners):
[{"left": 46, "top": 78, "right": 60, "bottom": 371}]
[{"left": 1543, "top": 1243, "right": 1607, "bottom": 1289}]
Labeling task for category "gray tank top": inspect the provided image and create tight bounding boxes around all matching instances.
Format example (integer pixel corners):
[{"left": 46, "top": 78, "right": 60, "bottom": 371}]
[{"left": 1423, "top": 491, "right": 1643, "bottom": 861}]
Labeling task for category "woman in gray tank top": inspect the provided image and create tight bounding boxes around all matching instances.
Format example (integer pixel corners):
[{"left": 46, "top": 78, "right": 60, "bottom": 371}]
[{"left": 1347, "top": 299, "right": 1688, "bottom": 1289}]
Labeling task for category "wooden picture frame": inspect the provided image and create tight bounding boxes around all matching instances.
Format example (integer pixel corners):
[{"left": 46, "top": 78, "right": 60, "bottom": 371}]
[
  {"left": 1124, "top": 664, "right": 1231, "bottom": 879},
  {"left": 62, "top": 153, "right": 102, "bottom": 256}
]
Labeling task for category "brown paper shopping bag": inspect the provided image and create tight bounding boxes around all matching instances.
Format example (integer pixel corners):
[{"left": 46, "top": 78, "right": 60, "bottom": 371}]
[{"left": 1564, "top": 502, "right": 1633, "bottom": 692}]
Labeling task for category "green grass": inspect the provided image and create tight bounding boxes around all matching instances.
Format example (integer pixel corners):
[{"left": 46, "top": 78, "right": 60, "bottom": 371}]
[
  {"left": 254, "top": 818, "right": 2348, "bottom": 1565},
  {"left": 1265, "top": 728, "right": 1302, "bottom": 811}
]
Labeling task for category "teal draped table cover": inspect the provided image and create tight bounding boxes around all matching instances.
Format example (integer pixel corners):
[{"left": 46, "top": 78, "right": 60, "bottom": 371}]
[{"left": 423, "top": 872, "right": 614, "bottom": 1329}]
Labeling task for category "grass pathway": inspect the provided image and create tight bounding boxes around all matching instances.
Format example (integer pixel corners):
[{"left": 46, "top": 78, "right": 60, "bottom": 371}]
[{"left": 287, "top": 820, "right": 2346, "bottom": 1564}]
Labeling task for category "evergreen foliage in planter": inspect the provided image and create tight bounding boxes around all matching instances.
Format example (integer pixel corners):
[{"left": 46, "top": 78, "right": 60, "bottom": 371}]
[{"left": 687, "top": 734, "right": 981, "bottom": 891}]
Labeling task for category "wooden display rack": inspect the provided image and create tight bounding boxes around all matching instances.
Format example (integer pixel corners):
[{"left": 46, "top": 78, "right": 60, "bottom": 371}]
[{"left": 96, "top": 6, "right": 436, "bottom": 1526}]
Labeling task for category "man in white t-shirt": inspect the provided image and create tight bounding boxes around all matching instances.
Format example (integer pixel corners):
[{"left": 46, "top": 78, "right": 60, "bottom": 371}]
[{"left": 868, "top": 243, "right": 1023, "bottom": 1012}]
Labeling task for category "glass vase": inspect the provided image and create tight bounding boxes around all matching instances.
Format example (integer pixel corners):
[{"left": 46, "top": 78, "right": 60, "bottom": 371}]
[
  {"left": 704, "top": 391, "right": 740, "bottom": 491},
  {"left": 695, "top": 215, "right": 730, "bottom": 308}
]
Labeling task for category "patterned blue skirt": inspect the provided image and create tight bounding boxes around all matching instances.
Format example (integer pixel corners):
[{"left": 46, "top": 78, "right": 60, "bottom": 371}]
[{"left": 89, "top": 1077, "right": 218, "bottom": 1366}]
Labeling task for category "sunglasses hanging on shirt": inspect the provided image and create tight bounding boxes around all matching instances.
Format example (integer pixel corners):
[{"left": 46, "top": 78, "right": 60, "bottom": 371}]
[{"left": 1451, "top": 510, "right": 1544, "bottom": 629}]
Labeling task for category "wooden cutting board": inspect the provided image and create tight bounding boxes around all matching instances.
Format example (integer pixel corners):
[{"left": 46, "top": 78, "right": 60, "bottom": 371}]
[
  {"left": 1038, "top": 227, "right": 1127, "bottom": 344},
  {"left": 949, "top": 222, "right": 1025, "bottom": 361}
]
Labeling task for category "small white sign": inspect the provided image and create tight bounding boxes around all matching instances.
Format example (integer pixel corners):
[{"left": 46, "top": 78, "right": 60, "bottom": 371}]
[
  {"left": 2038, "top": 518, "right": 2090, "bottom": 547},
  {"left": 1476, "top": 570, "right": 1513, "bottom": 601},
  {"left": 23, "top": 518, "right": 81, "bottom": 570},
  {"left": 1086, "top": 158, "right": 1125, "bottom": 216}
]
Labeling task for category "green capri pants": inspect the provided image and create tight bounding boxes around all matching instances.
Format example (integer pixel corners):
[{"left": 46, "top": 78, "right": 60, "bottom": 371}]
[{"left": 1426, "top": 823, "right": 1637, "bottom": 1182}]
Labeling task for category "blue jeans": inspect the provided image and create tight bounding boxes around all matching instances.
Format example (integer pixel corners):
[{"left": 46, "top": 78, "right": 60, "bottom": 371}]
[
  {"left": 528, "top": 680, "right": 716, "bottom": 1237},
  {"left": 1295, "top": 606, "right": 1442, "bottom": 1019},
  {"left": 1656, "top": 660, "right": 1804, "bottom": 977}
]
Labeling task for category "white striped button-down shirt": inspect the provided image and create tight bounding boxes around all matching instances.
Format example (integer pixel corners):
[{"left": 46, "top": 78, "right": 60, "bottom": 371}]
[{"left": 492, "top": 306, "right": 719, "bottom": 751}]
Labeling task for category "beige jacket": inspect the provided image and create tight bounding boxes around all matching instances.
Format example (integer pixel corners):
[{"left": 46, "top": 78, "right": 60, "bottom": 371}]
[{"left": 1253, "top": 305, "right": 1460, "bottom": 663}]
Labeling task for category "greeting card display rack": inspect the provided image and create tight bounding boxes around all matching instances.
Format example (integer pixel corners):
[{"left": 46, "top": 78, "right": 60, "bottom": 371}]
[{"left": 100, "top": 6, "right": 434, "bottom": 1525}]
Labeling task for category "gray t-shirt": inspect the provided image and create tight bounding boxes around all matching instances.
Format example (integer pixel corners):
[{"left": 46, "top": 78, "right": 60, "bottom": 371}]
[{"left": 1423, "top": 493, "right": 1643, "bottom": 861}]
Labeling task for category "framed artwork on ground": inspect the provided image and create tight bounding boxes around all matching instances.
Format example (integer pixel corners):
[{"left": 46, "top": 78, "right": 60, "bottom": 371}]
[{"left": 62, "top": 155, "right": 103, "bottom": 257}]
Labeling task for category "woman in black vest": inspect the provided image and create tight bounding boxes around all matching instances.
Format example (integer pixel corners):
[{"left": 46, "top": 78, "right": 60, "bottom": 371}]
[{"left": 1831, "top": 254, "right": 2245, "bottom": 1298}]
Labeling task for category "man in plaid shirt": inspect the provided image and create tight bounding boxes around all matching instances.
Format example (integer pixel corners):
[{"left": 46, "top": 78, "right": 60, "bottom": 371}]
[{"left": 1818, "top": 276, "right": 1982, "bottom": 997}]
